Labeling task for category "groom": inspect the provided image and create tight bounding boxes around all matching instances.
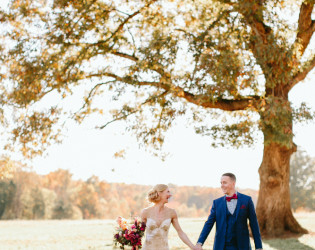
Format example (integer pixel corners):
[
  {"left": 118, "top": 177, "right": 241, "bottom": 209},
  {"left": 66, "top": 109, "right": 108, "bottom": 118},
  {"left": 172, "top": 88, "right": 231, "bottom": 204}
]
[{"left": 194, "top": 173, "right": 263, "bottom": 250}]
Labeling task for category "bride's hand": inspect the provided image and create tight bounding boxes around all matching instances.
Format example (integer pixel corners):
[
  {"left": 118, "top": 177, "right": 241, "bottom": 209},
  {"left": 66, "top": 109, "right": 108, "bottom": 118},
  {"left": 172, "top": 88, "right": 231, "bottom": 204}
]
[{"left": 194, "top": 244, "right": 203, "bottom": 250}]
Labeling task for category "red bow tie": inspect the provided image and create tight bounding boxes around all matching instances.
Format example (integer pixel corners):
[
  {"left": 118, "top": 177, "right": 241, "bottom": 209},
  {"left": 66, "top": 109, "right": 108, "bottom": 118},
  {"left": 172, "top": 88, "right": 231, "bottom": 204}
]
[{"left": 226, "top": 193, "right": 237, "bottom": 202}]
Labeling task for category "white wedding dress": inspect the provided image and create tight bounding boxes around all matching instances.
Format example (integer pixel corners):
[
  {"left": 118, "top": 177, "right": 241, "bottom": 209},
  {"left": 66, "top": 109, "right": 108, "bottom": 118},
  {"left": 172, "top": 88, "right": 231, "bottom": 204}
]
[{"left": 142, "top": 218, "right": 171, "bottom": 250}]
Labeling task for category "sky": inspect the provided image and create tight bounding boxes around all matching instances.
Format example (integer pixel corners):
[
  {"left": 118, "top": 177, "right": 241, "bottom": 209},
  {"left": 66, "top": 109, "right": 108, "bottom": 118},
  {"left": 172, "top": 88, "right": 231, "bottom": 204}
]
[
  {"left": 29, "top": 77, "right": 315, "bottom": 190},
  {"left": 1, "top": 0, "right": 315, "bottom": 190}
]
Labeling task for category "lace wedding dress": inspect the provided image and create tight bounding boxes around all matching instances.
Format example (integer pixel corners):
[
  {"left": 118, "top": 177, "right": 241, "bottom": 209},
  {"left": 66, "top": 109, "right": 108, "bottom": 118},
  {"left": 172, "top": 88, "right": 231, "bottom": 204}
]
[{"left": 142, "top": 218, "right": 171, "bottom": 250}]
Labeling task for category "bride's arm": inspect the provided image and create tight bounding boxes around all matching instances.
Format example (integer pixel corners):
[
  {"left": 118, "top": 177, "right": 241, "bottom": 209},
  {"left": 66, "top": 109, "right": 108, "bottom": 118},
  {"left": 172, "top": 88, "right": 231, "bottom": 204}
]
[{"left": 171, "top": 210, "right": 195, "bottom": 250}]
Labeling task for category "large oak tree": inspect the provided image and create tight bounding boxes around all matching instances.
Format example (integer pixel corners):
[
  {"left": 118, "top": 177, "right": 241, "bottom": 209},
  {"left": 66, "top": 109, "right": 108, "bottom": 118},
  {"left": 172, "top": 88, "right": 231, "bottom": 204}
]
[{"left": 0, "top": 0, "right": 315, "bottom": 237}]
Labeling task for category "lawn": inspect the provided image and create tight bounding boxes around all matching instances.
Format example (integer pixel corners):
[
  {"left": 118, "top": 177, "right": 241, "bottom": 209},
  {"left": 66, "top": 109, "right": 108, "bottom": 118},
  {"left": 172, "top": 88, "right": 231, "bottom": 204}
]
[{"left": 0, "top": 213, "right": 314, "bottom": 250}]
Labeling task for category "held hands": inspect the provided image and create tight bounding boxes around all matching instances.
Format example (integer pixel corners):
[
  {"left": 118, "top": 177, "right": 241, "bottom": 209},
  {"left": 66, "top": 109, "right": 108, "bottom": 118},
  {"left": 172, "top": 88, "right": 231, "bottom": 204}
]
[{"left": 193, "top": 244, "right": 203, "bottom": 250}]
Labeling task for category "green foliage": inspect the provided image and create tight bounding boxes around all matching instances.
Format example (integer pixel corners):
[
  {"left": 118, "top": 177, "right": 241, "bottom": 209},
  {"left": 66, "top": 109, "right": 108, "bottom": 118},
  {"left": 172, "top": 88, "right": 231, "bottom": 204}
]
[
  {"left": 195, "top": 117, "right": 257, "bottom": 148},
  {"left": 0, "top": 0, "right": 314, "bottom": 157},
  {"left": 20, "top": 188, "right": 35, "bottom": 219},
  {"left": 259, "top": 96, "right": 294, "bottom": 147},
  {"left": 0, "top": 180, "right": 16, "bottom": 218},
  {"left": 31, "top": 187, "right": 45, "bottom": 219},
  {"left": 52, "top": 198, "right": 74, "bottom": 219},
  {"left": 293, "top": 102, "right": 315, "bottom": 123},
  {"left": 290, "top": 149, "right": 315, "bottom": 211},
  {"left": 6, "top": 109, "right": 62, "bottom": 158}
]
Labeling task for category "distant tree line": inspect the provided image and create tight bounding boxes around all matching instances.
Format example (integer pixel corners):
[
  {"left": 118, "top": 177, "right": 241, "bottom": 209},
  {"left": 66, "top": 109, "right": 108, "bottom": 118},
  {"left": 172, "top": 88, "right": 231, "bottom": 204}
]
[
  {"left": 290, "top": 149, "right": 315, "bottom": 212},
  {"left": 0, "top": 149, "right": 314, "bottom": 220},
  {"left": 0, "top": 166, "right": 258, "bottom": 220}
]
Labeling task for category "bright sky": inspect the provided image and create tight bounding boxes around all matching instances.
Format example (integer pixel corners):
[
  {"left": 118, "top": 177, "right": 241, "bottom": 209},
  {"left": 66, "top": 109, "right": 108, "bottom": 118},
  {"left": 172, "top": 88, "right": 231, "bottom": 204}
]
[
  {"left": 28, "top": 77, "right": 314, "bottom": 190},
  {"left": 1, "top": 0, "right": 315, "bottom": 190}
]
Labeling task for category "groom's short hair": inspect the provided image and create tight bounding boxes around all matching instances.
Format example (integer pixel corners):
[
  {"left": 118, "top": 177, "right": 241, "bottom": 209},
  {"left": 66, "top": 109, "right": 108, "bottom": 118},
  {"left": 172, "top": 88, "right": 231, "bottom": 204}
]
[{"left": 222, "top": 173, "right": 236, "bottom": 182}]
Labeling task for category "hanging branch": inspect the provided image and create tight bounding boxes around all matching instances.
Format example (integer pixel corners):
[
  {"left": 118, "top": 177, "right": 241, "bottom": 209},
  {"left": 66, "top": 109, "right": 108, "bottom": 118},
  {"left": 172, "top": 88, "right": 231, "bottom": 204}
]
[
  {"left": 97, "top": 91, "right": 168, "bottom": 129},
  {"left": 287, "top": 55, "right": 315, "bottom": 91}
]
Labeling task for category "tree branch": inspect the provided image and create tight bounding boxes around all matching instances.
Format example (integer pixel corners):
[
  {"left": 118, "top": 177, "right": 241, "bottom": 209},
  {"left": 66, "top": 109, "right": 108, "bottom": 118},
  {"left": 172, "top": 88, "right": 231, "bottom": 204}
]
[
  {"left": 97, "top": 109, "right": 138, "bottom": 129},
  {"left": 287, "top": 55, "right": 315, "bottom": 91},
  {"left": 221, "top": 1, "right": 272, "bottom": 45},
  {"left": 110, "top": 51, "right": 139, "bottom": 62},
  {"left": 85, "top": 73, "right": 167, "bottom": 88},
  {"left": 97, "top": 91, "right": 168, "bottom": 129},
  {"left": 95, "top": 0, "right": 158, "bottom": 46},
  {"left": 71, "top": 80, "right": 115, "bottom": 121},
  {"left": 294, "top": 1, "right": 315, "bottom": 56},
  {"left": 176, "top": 90, "right": 261, "bottom": 111},
  {"left": 91, "top": 72, "right": 261, "bottom": 112},
  {"left": 217, "top": 0, "right": 235, "bottom": 6},
  {"left": 81, "top": 81, "right": 114, "bottom": 110}
]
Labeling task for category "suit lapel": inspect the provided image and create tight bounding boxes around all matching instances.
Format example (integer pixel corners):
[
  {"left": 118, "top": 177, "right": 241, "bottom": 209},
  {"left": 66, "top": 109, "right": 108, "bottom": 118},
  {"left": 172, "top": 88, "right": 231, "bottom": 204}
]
[
  {"left": 235, "top": 192, "right": 242, "bottom": 220},
  {"left": 222, "top": 196, "right": 227, "bottom": 214},
  {"left": 220, "top": 196, "right": 227, "bottom": 224}
]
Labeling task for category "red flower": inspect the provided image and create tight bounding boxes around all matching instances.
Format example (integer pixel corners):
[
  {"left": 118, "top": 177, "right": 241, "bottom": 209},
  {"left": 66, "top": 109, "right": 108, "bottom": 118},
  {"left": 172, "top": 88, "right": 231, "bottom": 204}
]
[{"left": 113, "top": 217, "right": 146, "bottom": 249}]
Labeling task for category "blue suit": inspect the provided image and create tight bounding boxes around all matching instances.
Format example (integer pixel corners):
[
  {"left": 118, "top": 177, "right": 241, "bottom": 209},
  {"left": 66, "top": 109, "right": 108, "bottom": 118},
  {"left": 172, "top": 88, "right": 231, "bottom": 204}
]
[{"left": 197, "top": 193, "right": 262, "bottom": 250}]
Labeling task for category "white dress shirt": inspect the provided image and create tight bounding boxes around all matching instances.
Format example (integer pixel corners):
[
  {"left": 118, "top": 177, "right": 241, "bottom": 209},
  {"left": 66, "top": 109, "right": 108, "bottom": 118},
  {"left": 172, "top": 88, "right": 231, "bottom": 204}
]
[{"left": 226, "top": 191, "right": 238, "bottom": 214}]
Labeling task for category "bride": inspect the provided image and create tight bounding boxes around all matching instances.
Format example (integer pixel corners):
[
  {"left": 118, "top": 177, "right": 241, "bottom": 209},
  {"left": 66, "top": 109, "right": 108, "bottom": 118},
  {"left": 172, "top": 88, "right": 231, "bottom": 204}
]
[{"left": 140, "top": 184, "right": 195, "bottom": 250}]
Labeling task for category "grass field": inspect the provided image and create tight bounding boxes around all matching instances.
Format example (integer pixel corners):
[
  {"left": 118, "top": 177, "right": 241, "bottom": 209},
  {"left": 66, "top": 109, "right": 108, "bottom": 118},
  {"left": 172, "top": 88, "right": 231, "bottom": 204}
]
[{"left": 0, "top": 213, "right": 314, "bottom": 250}]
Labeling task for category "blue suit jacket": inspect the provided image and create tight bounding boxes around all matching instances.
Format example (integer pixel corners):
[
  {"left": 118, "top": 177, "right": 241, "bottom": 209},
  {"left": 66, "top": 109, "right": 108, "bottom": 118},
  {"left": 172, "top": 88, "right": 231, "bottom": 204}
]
[{"left": 197, "top": 193, "right": 262, "bottom": 250}]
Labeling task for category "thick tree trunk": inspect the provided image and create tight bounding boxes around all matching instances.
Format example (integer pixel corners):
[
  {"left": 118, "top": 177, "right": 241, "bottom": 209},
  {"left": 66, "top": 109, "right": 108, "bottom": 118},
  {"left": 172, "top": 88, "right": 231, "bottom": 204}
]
[{"left": 256, "top": 142, "right": 308, "bottom": 237}]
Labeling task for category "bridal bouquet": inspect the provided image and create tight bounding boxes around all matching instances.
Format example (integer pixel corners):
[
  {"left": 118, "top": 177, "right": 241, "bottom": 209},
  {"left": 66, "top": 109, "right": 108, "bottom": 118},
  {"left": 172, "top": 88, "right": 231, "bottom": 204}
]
[{"left": 113, "top": 216, "right": 146, "bottom": 250}]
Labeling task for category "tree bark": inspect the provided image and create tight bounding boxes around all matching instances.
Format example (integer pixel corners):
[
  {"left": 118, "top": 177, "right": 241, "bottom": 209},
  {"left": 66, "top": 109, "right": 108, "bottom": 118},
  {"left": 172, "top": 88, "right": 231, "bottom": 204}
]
[{"left": 256, "top": 142, "right": 308, "bottom": 237}]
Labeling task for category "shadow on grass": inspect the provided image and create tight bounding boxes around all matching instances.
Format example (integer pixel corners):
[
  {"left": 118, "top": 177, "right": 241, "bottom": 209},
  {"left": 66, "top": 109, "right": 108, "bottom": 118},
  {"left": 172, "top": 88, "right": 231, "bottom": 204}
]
[{"left": 264, "top": 238, "right": 315, "bottom": 250}]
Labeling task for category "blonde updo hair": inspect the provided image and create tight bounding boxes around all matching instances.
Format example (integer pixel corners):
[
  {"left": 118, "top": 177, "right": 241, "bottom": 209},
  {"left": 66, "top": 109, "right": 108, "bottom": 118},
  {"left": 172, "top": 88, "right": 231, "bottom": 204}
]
[{"left": 147, "top": 184, "right": 168, "bottom": 203}]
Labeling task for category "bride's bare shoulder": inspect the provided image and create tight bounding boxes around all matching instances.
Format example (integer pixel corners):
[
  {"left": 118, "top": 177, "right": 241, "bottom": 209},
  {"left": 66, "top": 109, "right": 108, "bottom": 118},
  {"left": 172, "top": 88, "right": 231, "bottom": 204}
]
[
  {"left": 141, "top": 206, "right": 153, "bottom": 215},
  {"left": 140, "top": 207, "right": 150, "bottom": 221},
  {"left": 166, "top": 207, "right": 177, "bottom": 217}
]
